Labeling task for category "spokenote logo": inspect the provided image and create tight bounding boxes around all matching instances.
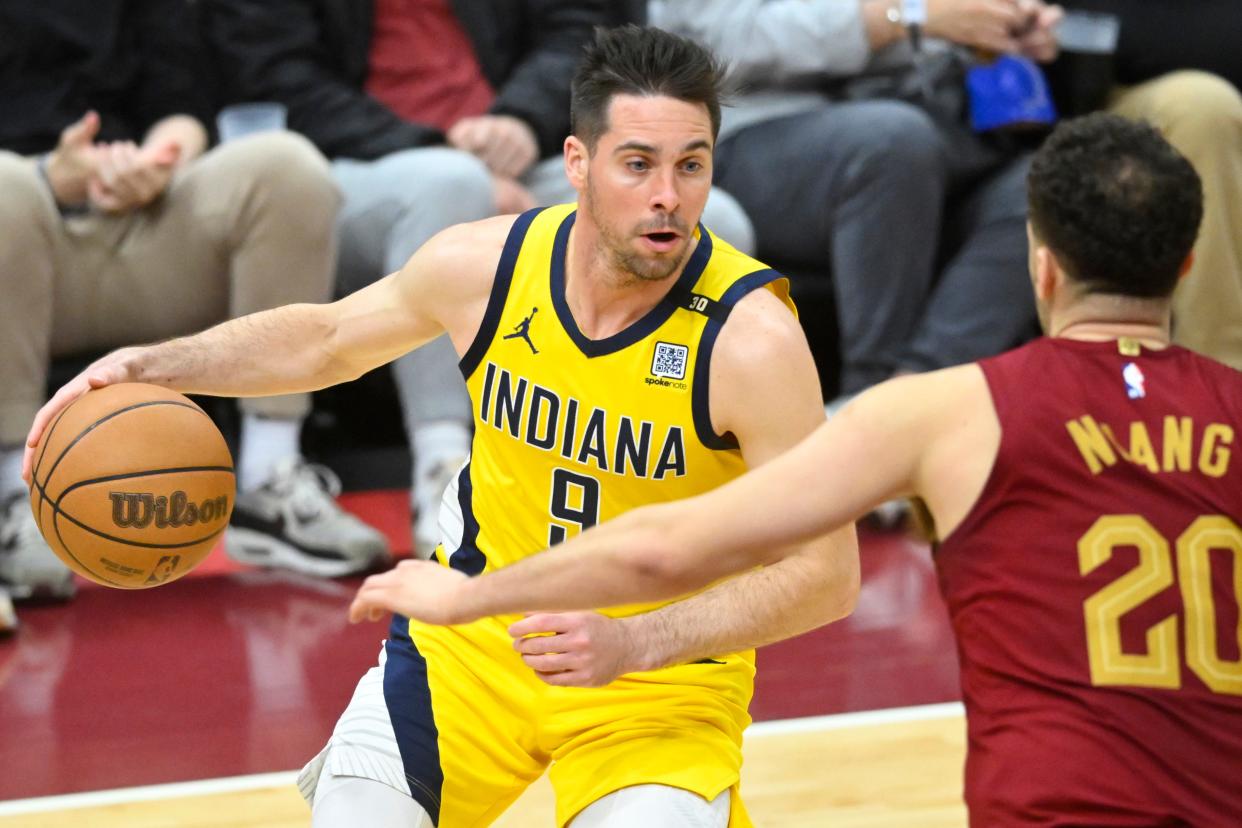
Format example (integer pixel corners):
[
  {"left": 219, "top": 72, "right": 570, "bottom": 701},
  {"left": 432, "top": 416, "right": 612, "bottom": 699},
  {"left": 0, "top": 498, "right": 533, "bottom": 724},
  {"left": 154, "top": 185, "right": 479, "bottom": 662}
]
[
  {"left": 503, "top": 307, "right": 539, "bottom": 354},
  {"left": 647, "top": 341, "right": 689, "bottom": 389}
]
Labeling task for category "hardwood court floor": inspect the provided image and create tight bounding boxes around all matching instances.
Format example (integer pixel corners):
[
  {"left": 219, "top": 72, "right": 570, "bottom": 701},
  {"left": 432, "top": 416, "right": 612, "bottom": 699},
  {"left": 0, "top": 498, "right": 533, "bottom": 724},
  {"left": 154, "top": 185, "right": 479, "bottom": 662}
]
[{"left": 0, "top": 707, "right": 968, "bottom": 827}]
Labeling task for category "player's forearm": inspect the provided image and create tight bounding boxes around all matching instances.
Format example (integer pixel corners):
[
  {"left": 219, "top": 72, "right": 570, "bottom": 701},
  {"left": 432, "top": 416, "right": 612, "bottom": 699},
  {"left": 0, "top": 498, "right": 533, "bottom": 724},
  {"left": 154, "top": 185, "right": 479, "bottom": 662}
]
[
  {"left": 455, "top": 501, "right": 737, "bottom": 620},
  {"left": 616, "top": 531, "right": 860, "bottom": 671},
  {"left": 115, "top": 304, "right": 358, "bottom": 398}
]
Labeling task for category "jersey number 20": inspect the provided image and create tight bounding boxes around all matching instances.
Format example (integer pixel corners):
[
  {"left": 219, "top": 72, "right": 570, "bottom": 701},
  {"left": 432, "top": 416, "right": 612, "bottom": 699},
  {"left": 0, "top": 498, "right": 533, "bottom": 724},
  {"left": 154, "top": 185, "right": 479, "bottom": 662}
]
[{"left": 1079, "top": 514, "right": 1242, "bottom": 696}]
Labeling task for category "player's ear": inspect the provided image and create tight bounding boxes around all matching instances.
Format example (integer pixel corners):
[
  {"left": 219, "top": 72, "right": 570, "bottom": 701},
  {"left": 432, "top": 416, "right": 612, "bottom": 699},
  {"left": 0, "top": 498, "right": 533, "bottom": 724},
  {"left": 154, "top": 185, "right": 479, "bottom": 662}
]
[
  {"left": 1033, "top": 244, "right": 1058, "bottom": 301},
  {"left": 564, "top": 135, "right": 589, "bottom": 191},
  {"left": 1178, "top": 251, "right": 1195, "bottom": 280}
]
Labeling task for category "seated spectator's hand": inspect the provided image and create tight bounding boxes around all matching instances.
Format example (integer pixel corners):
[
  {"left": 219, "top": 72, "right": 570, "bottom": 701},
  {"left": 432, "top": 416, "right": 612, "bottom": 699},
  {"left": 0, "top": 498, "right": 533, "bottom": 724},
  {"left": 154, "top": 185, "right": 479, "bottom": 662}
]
[
  {"left": 1015, "top": 0, "right": 1063, "bottom": 63},
  {"left": 45, "top": 110, "right": 102, "bottom": 207},
  {"left": 926, "top": 0, "right": 1024, "bottom": 54},
  {"left": 22, "top": 347, "right": 141, "bottom": 485},
  {"left": 87, "top": 140, "right": 181, "bottom": 214},
  {"left": 493, "top": 175, "right": 538, "bottom": 215},
  {"left": 448, "top": 115, "right": 539, "bottom": 179},
  {"left": 509, "top": 612, "right": 640, "bottom": 688}
]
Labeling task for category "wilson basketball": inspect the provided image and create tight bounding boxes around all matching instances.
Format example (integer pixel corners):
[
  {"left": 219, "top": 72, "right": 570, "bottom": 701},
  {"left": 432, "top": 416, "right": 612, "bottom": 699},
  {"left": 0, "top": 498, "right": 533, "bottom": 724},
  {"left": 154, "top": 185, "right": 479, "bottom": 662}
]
[{"left": 27, "top": 383, "right": 235, "bottom": 589}]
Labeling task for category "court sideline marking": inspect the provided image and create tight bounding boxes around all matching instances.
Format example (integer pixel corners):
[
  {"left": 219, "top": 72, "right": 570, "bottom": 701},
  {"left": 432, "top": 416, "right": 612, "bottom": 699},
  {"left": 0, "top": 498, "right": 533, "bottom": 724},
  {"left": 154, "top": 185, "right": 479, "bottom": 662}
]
[{"left": 0, "top": 702, "right": 965, "bottom": 816}]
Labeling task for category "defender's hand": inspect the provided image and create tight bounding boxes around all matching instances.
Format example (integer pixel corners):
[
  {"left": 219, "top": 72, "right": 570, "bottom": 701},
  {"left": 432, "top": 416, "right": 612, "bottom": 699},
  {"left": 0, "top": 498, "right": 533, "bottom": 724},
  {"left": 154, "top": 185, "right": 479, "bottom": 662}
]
[
  {"left": 349, "top": 559, "right": 471, "bottom": 625},
  {"left": 509, "top": 611, "right": 641, "bottom": 688},
  {"left": 23, "top": 349, "right": 139, "bottom": 484}
]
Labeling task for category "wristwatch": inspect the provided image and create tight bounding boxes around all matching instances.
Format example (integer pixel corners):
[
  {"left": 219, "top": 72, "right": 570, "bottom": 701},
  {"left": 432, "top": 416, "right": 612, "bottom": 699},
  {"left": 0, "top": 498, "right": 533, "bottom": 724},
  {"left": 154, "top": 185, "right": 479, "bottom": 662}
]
[{"left": 886, "top": 0, "right": 927, "bottom": 50}]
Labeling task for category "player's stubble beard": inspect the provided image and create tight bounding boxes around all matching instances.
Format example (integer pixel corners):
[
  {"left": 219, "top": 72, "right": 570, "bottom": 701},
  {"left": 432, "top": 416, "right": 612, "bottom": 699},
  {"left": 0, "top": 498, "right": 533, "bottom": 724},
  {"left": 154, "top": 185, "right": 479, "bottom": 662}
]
[{"left": 584, "top": 174, "right": 691, "bottom": 286}]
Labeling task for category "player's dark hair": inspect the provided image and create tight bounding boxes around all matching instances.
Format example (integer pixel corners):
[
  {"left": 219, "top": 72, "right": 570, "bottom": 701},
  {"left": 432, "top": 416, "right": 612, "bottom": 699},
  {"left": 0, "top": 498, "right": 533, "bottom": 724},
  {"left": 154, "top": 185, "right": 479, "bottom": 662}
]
[
  {"left": 1028, "top": 113, "right": 1203, "bottom": 298},
  {"left": 571, "top": 25, "right": 727, "bottom": 151}
]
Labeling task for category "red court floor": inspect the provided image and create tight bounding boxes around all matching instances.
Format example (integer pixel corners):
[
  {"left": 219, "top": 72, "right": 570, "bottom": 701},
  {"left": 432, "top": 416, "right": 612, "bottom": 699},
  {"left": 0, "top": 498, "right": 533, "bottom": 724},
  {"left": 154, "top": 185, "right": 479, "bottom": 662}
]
[{"left": 0, "top": 494, "right": 960, "bottom": 801}]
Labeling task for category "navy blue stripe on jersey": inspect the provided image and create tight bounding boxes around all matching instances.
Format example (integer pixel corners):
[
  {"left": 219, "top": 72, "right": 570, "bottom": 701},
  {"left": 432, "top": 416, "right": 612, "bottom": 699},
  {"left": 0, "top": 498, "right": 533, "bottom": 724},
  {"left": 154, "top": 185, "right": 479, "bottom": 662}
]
[
  {"left": 445, "top": 462, "right": 487, "bottom": 576},
  {"left": 383, "top": 616, "right": 443, "bottom": 822},
  {"left": 549, "top": 211, "right": 713, "bottom": 358},
  {"left": 459, "top": 207, "right": 542, "bottom": 380},
  {"left": 692, "top": 268, "right": 786, "bottom": 451}
]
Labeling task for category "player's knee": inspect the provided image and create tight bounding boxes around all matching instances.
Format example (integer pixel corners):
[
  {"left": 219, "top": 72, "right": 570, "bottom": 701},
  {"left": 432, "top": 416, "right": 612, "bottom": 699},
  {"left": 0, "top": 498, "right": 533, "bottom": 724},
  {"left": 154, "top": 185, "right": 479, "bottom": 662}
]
[
  {"left": 570, "top": 785, "right": 729, "bottom": 828},
  {"left": 311, "top": 768, "right": 432, "bottom": 828}
]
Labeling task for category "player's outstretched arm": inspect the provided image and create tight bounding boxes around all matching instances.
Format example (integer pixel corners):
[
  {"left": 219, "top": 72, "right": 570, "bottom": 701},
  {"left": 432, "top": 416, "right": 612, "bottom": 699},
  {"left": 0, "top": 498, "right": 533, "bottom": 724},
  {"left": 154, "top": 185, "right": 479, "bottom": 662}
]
[
  {"left": 350, "top": 363, "right": 983, "bottom": 628},
  {"left": 22, "top": 216, "right": 513, "bottom": 483}
]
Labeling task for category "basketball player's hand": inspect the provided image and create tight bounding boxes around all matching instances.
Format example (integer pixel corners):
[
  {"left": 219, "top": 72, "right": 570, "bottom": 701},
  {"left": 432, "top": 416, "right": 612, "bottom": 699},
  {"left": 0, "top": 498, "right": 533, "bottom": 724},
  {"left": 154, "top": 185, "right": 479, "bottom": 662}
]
[
  {"left": 348, "top": 559, "right": 470, "bottom": 625},
  {"left": 925, "top": 0, "right": 1024, "bottom": 54},
  {"left": 22, "top": 349, "right": 139, "bottom": 484},
  {"left": 1014, "top": 0, "right": 1063, "bottom": 63},
  {"left": 448, "top": 115, "right": 539, "bottom": 179},
  {"left": 509, "top": 612, "right": 639, "bottom": 688},
  {"left": 87, "top": 140, "right": 181, "bottom": 214},
  {"left": 44, "top": 110, "right": 102, "bottom": 207},
  {"left": 492, "top": 176, "right": 538, "bottom": 215}
]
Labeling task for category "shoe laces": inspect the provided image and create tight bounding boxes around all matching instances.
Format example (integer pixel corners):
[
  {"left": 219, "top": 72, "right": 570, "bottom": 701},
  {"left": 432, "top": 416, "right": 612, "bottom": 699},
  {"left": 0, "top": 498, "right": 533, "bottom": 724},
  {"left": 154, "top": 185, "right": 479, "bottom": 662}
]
[{"left": 268, "top": 458, "right": 344, "bottom": 520}]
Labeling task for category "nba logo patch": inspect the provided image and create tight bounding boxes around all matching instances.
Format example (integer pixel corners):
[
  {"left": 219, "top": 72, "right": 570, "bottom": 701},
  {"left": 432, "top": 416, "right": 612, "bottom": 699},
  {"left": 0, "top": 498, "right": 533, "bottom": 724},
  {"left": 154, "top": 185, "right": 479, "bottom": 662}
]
[
  {"left": 1122, "top": 362, "right": 1146, "bottom": 399},
  {"left": 651, "top": 342, "right": 688, "bottom": 380}
]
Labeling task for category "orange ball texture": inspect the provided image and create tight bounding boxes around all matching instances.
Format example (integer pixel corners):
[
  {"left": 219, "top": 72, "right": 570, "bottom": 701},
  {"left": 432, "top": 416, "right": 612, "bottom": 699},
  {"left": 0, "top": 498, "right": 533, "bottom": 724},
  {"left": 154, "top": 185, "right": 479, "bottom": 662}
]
[{"left": 27, "top": 383, "right": 235, "bottom": 589}]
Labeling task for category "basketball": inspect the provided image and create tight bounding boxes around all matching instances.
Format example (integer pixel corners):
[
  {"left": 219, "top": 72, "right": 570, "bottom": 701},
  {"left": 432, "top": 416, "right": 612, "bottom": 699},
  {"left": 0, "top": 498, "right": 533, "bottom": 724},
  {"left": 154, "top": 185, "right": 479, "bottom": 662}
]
[{"left": 26, "top": 383, "right": 235, "bottom": 589}]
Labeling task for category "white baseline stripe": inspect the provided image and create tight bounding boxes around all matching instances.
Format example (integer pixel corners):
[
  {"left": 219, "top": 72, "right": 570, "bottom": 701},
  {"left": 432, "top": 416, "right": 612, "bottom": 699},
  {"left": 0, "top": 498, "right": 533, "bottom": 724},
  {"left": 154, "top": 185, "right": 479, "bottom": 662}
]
[
  {"left": 0, "top": 703, "right": 964, "bottom": 816},
  {"left": 0, "top": 771, "right": 298, "bottom": 817}
]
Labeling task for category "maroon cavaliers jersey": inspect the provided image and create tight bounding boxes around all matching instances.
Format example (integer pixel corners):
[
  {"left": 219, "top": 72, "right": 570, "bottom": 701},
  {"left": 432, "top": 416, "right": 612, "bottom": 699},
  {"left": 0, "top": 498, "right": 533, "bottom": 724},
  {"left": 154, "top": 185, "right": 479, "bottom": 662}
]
[{"left": 937, "top": 337, "right": 1242, "bottom": 826}]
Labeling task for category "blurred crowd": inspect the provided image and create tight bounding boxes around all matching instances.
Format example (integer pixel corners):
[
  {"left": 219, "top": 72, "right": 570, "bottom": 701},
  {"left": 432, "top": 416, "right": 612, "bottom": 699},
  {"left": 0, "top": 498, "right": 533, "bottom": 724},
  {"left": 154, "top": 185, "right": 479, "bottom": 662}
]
[{"left": 1, "top": 0, "right": 1239, "bottom": 613}]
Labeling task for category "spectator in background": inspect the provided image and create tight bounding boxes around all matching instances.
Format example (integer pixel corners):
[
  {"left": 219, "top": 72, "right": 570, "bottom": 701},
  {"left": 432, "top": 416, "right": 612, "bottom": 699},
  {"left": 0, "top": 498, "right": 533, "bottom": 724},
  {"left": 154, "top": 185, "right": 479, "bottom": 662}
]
[
  {"left": 0, "top": 1, "right": 391, "bottom": 599},
  {"left": 203, "top": 0, "right": 756, "bottom": 557},
  {"left": 652, "top": 0, "right": 1063, "bottom": 403},
  {"left": 1053, "top": 0, "right": 1242, "bottom": 370}
]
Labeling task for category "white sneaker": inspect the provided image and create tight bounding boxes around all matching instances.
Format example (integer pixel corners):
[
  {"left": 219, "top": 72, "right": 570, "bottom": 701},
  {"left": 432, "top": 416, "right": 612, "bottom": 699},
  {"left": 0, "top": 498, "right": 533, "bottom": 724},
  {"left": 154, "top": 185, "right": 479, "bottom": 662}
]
[
  {"left": 227, "top": 458, "right": 392, "bottom": 577},
  {"left": 413, "top": 456, "right": 466, "bottom": 560},
  {"left": 0, "top": 588, "right": 16, "bottom": 636},
  {"left": 0, "top": 491, "right": 76, "bottom": 600}
]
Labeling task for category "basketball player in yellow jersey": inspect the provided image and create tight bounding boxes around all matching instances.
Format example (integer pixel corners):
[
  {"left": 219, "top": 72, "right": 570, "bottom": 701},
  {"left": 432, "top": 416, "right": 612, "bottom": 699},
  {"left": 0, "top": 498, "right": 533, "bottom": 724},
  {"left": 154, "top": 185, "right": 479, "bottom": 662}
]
[{"left": 25, "top": 26, "right": 858, "bottom": 827}]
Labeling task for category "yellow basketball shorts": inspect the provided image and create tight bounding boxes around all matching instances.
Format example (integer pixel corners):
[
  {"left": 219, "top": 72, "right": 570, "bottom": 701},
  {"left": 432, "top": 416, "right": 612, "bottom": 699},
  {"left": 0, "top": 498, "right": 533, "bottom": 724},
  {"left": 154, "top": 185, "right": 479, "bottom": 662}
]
[{"left": 379, "top": 613, "right": 756, "bottom": 827}]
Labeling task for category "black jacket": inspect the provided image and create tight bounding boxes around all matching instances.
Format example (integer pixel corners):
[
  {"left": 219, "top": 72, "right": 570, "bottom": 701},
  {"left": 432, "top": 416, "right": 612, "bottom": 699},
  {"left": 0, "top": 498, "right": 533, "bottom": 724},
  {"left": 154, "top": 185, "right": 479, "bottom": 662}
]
[
  {"left": 0, "top": 1, "right": 217, "bottom": 154},
  {"left": 1061, "top": 0, "right": 1241, "bottom": 90},
  {"left": 203, "top": 0, "right": 624, "bottom": 161}
]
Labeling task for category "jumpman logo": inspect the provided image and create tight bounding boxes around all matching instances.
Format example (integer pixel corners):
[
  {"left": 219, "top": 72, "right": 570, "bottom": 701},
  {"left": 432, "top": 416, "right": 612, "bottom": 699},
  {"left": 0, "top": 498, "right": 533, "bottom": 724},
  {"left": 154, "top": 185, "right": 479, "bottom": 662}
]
[{"left": 503, "top": 307, "right": 540, "bottom": 354}]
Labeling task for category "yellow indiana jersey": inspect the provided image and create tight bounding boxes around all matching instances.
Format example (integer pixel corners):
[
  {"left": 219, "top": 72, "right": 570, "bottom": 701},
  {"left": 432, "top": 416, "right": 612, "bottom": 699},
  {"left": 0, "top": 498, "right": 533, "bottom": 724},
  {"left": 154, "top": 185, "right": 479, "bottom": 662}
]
[{"left": 440, "top": 203, "right": 795, "bottom": 617}]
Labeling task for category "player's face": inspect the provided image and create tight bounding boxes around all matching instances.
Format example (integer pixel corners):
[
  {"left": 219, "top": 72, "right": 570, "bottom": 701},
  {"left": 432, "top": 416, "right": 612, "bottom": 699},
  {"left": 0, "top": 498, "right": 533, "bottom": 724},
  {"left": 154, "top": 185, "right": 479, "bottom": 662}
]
[{"left": 576, "top": 94, "right": 714, "bottom": 283}]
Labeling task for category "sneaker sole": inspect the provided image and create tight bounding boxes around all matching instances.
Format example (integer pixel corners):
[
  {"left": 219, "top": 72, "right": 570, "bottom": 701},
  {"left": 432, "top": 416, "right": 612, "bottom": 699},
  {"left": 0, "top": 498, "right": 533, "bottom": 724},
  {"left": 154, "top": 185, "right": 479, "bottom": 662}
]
[{"left": 225, "top": 528, "right": 379, "bottom": 578}]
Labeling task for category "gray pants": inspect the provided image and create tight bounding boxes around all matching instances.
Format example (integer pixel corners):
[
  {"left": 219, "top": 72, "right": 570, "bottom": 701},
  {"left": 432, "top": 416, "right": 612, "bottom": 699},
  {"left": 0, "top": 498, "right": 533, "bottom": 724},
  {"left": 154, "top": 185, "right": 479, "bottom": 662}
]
[
  {"left": 715, "top": 99, "right": 1036, "bottom": 394},
  {"left": 331, "top": 148, "right": 756, "bottom": 433},
  {"left": 0, "top": 132, "right": 340, "bottom": 445}
]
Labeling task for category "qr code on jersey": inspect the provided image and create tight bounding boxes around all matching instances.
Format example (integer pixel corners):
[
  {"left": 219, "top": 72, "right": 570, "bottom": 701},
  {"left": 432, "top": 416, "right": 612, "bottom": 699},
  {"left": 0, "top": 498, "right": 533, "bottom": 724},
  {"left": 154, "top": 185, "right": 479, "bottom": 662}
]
[{"left": 651, "top": 341, "right": 689, "bottom": 380}]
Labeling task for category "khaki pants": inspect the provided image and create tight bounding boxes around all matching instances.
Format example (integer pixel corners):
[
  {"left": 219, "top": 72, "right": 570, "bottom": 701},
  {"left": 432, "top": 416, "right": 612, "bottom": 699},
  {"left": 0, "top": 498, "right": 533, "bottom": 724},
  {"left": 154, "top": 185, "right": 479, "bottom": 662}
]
[
  {"left": 1109, "top": 71, "right": 1242, "bottom": 369},
  {"left": 0, "top": 132, "right": 340, "bottom": 445}
]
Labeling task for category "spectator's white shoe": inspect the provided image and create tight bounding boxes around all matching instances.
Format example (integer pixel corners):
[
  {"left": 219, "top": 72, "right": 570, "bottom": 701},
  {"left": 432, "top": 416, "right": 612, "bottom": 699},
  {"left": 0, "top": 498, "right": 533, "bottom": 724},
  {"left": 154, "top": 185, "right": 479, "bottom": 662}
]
[
  {"left": 0, "top": 588, "right": 16, "bottom": 636},
  {"left": 0, "top": 492, "right": 76, "bottom": 600},
  {"left": 413, "top": 456, "right": 466, "bottom": 560},
  {"left": 227, "top": 458, "right": 391, "bottom": 577}
]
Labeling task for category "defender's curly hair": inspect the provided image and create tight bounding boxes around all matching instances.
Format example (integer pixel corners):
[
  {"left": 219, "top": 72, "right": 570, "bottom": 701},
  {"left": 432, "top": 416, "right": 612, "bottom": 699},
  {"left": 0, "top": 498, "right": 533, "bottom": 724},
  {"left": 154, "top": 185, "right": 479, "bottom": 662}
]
[{"left": 1028, "top": 113, "right": 1203, "bottom": 298}]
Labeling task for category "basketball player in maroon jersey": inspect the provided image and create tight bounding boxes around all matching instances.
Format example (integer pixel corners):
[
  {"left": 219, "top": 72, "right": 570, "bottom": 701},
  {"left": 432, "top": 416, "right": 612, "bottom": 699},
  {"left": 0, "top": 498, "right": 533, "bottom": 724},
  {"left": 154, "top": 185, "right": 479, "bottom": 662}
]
[{"left": 352, "top": 113, "right": 1242, "bottom": 825}]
